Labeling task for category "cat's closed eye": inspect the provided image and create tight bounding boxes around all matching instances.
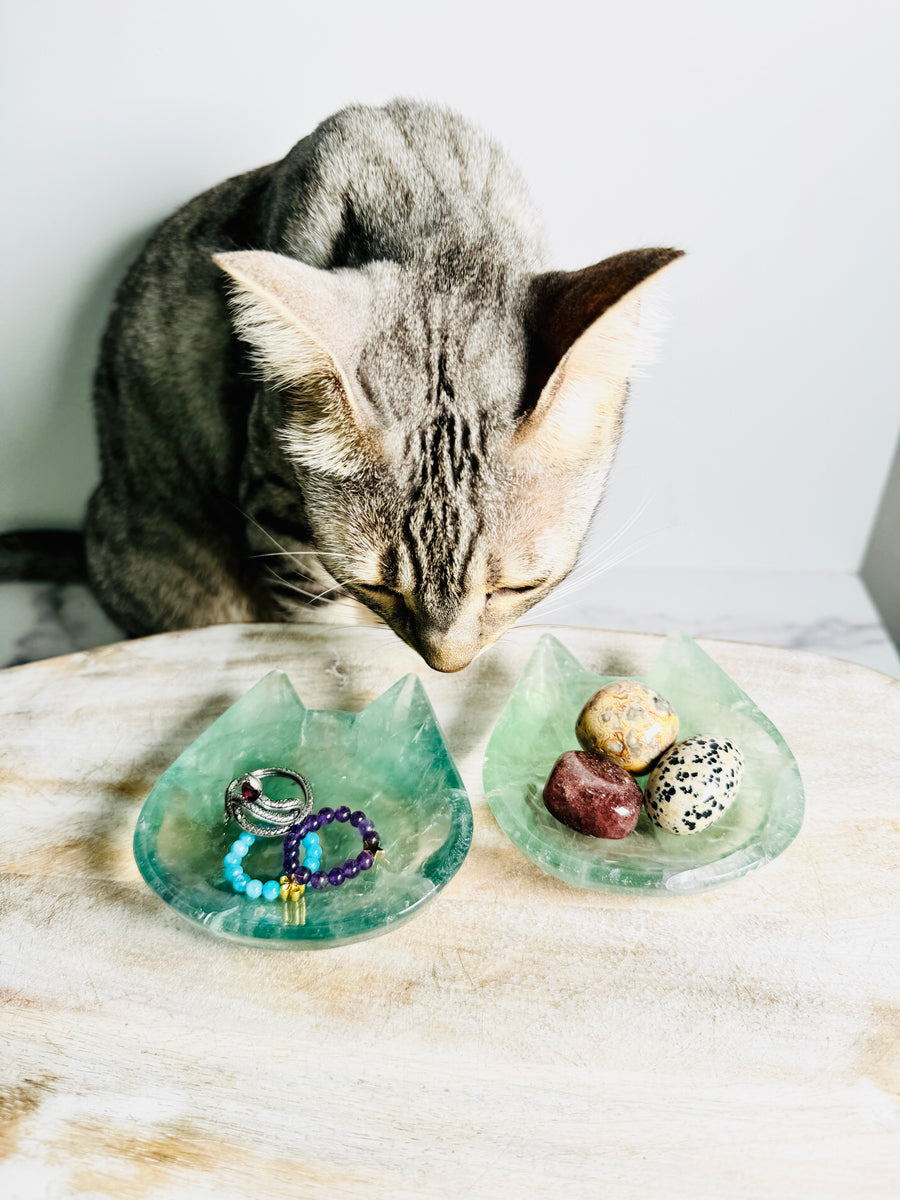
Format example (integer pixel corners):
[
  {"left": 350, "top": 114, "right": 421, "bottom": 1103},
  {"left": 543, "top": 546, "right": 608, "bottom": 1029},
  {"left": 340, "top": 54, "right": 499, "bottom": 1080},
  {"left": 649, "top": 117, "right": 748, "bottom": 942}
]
[
  {"left": 358, "top": 579, "right": 546, "bottom": 609},
  {"left": 486, "top": 583, "right": 547, "bottom": 604},
  {"left": 356, "top": 583, "right": 401, "bottom": 600}
]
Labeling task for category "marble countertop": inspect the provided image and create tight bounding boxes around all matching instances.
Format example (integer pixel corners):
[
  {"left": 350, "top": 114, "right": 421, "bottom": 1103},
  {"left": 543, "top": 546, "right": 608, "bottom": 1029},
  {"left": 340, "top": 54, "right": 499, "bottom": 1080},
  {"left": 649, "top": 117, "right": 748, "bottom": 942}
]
[{"left": 2, "top": 566, "right": 898, "bottom": 677}]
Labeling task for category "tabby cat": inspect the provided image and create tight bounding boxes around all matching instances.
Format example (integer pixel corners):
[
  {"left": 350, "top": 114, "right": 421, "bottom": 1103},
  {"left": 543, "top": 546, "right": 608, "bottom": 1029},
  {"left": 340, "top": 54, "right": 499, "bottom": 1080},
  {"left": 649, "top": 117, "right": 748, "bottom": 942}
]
[{"left": 83, "top": 100, "right": 681, "bottom": 671}]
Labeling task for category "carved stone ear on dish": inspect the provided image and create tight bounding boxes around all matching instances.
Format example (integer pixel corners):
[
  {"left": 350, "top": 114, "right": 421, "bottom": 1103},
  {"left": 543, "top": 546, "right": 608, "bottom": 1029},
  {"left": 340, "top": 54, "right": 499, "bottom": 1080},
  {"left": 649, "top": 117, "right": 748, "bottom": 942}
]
[
  {"left": 515, "top": 248, "right": 684, "bottom": 465},
  {"left": 213, "top": 250, "right": 382, "bottom": 476}
]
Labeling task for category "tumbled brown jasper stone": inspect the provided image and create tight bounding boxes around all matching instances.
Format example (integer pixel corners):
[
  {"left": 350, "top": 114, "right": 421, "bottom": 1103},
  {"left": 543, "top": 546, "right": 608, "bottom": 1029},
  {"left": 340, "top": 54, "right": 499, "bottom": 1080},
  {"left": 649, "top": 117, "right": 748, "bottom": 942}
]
[{"left": 543, "top": 750, "right": 643, "bottom": 839}]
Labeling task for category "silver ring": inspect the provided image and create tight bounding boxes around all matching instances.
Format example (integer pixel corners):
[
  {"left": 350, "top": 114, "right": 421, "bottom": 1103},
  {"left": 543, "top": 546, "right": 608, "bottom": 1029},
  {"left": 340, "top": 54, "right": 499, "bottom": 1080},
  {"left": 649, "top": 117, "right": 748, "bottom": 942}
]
[{"left": 225, "top": 767, "right": 314, "bottom": 838}]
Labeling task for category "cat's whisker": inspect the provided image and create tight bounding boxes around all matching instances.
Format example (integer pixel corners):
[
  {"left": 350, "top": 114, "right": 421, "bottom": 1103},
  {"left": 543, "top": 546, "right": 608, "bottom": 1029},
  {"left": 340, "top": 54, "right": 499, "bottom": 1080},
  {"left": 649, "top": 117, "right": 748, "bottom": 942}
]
[
  {"left": 561, "top": 534, "right": 660, "bottom": 591},
  {"left": 544, "top": 500, "right": 661, "bottom": 602},
  {"left": 250, "top": 550, "right": 329, "bottom": 559},
  {"left": 578, "top": 495, "right": 655, "bottom": 565},
  {"left": 237, "top": 507, "right": 309, "bottom": 563},
  {"left": 527, "top": 528, "right": 670, "bottom": 618},
  {"left": 237, "top": 505, "right": 362, "bottom": 607},
  {"left": 236, "top": 505, "right": 348, "bottom": 571},
  {"left": 537, "top": 512, "right": 656, "bottom": 607},
  {"left": 263, "top": 565, "right": 372, "bottom": 619},
  {"left": 263, "top": 564, "right": 343, "bottom": 603},
  {"left": 306, "top": 582, "right": 348, "bottom": 605},
  {"left": 265, "top": 574, "right": 328, "bottom": 604},
  {"left": 552, "top": 547, "right": 647, "bottom": 596},
  {"left": 270, "top": 578, "right": 391, "bottom": 629}
]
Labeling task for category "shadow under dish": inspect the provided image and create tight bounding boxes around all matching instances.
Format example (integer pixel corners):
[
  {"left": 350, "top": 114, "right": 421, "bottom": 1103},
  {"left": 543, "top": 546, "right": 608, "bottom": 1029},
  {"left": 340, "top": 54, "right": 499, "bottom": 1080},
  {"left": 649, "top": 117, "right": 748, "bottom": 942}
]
[
  {"left": 483, "top": 633, "right": 803, "bottom": 895},
  {"left": 134, "top": 671, "right": 472, "bottom": 947}
]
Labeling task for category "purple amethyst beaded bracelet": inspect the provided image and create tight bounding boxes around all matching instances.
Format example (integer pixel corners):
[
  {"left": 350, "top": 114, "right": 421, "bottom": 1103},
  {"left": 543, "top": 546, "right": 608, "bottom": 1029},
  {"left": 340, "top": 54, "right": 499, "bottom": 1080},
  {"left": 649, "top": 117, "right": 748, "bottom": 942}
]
[{"left": 282, "top": 805, "right": 383, "bottom": 891}]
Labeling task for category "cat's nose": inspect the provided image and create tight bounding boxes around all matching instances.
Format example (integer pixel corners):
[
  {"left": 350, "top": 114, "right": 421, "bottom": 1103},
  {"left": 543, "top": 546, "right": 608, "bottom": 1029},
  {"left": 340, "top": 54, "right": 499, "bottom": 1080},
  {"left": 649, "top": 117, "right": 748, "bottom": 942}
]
[{"left": 416, "top": 627, "right": 477, "bottom": 673}]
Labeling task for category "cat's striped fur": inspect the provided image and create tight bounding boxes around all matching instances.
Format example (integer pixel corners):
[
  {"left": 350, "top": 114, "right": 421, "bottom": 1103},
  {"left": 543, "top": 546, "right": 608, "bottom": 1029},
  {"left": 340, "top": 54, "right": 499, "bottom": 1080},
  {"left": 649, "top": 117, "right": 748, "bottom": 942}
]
[{"left": 85, "top": 100, "right": 681, "bottom": 670}]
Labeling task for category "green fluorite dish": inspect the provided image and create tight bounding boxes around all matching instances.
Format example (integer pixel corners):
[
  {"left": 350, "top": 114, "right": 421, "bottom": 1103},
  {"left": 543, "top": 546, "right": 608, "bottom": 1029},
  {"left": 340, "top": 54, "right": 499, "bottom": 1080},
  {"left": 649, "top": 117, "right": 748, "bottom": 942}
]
[
  {"left": 134, "top": 672, "right": 472, "bottom": 947},
  {"left": 483, "top": 633, "right": 803, "bottom": 895}
]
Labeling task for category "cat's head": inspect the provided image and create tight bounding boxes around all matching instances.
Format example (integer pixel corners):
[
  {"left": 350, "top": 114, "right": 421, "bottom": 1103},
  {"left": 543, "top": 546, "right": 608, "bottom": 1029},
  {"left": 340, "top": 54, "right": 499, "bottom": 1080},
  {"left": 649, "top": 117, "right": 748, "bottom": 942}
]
[{"left": 214, "top": 246, "right": 682, "bottom": 671}]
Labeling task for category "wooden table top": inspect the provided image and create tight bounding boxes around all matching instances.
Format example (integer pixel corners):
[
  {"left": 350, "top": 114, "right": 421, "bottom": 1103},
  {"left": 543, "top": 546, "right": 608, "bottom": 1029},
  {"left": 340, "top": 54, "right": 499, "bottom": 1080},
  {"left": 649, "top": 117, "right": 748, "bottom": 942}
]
[{"left": 0, "top": 623, "right": 898, "bottom": 1199}]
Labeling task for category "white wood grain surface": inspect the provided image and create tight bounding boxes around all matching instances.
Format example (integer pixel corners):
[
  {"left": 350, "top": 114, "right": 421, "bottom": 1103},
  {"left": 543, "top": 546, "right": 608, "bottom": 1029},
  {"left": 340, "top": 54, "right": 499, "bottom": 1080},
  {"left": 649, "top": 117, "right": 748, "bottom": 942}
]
[{"left": 0, "top": 623, "right": 898, "bottom": 1199}]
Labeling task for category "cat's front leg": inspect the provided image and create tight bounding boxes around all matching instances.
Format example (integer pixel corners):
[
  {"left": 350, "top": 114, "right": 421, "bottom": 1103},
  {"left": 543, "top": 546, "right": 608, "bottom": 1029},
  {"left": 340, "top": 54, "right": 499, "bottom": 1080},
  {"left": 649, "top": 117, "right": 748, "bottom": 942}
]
[{"left": 85, "top": 487, "right": 274, "bottom": 636}]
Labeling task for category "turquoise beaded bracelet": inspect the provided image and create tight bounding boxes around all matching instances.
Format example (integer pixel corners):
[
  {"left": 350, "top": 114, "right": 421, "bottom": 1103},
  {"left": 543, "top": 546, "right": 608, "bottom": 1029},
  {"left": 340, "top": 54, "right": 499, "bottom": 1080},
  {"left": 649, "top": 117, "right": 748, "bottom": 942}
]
[{"left": 223, "top": 829, "right": 320, "bottom": 901}]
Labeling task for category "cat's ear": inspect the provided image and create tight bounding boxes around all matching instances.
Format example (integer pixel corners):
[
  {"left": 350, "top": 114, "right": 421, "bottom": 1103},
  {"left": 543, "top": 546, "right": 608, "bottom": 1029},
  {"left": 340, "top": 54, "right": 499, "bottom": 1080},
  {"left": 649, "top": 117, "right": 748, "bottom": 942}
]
[
  {"left": 514, "top": 248, "right": 684, "bottom": 465},
  {"left": 212, "top": 249, "right": 379, "bottom": 476}
]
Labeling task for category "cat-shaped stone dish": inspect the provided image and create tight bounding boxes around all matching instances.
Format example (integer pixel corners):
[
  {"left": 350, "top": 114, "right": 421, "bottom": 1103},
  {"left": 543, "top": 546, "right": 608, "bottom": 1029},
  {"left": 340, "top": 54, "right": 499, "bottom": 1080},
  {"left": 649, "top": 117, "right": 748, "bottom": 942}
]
[
  {"left": 134, "top": 671, "right": 472, "bottom": 946},
  {"left": 483, "top": 634, "right": 804, "bottom": 895}
]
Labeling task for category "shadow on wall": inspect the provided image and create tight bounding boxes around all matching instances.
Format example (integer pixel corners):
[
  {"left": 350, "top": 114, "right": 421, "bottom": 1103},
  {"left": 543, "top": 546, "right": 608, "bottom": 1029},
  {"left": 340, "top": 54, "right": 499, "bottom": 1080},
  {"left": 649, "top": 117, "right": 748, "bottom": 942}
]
[
  {"left": 862, "top": 431, "right": 900, "bottom": 653},
  {"left": 7, "top": 228, "right": 151, "bottom": 533}
]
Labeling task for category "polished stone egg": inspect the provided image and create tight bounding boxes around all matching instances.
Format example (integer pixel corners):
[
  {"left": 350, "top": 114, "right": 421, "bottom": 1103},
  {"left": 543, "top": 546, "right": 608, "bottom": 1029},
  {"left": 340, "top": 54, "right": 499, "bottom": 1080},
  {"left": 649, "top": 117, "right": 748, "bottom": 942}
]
[
  {"left": 576, "top": 679, "right": 679, "bottom": 773},
  {"left": 643, "top": 735, "right": 744, "bottom": 834}
]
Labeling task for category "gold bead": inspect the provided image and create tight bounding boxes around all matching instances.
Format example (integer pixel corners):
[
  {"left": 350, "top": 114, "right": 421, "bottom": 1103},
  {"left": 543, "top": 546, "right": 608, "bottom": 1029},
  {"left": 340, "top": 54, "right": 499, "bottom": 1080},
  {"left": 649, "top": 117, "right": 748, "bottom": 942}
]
[
  {"left": 280, "top": 881, "right": 290, "bottom": 900},
  {"left": 289, "top": 882, "right": 305, "bottom": 900}
]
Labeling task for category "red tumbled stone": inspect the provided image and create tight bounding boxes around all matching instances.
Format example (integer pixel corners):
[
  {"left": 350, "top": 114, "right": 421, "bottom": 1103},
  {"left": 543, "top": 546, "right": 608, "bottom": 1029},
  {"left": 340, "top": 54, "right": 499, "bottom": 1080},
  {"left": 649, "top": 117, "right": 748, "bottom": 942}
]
[{"left": 543, "top": 750, "right": 643, "bottom": 839}]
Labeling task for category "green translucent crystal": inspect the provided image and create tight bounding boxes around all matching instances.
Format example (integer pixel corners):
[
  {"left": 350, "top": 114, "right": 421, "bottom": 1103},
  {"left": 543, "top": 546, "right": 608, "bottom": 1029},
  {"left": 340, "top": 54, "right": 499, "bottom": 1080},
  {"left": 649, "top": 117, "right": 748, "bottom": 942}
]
[
  {"left": 134, "top": 672, "right": 472, "bottom": 947},
  {"left": 483, "top": 633, "right": 804, "bottom": 895}
]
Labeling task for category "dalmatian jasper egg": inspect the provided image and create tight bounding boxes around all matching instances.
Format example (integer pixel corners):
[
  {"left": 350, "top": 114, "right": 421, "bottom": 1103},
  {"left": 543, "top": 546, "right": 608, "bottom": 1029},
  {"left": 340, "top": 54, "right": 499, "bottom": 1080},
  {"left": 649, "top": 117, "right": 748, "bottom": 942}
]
[
  {"left": 643, "top": 736, "right": 744, "bottom": 834},
  {"left": 576, "top": 679, "right": 679, "bottom": 773}
]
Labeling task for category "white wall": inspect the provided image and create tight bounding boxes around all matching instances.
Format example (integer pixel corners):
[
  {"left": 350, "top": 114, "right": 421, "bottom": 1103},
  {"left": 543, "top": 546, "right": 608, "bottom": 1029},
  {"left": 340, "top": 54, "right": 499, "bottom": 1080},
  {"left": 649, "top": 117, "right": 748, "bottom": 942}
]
[{"left": 3, "top": 0, "right": 898, "bottom": 572}]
